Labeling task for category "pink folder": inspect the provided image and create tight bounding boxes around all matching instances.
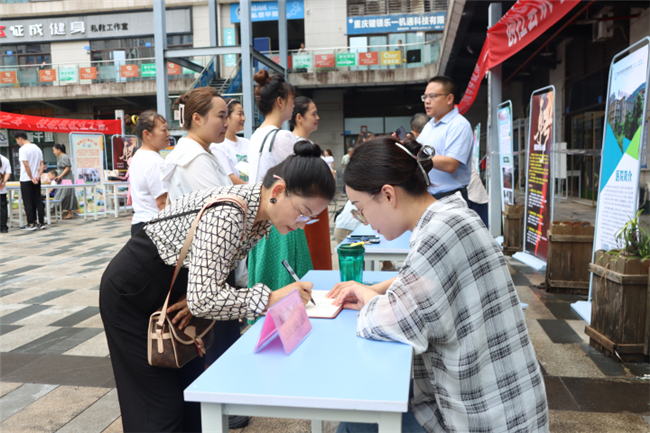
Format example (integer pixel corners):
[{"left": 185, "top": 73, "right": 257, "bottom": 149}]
[
  {"left": 61, "top": 179, "right": 72, "bottom": 185},
  {"left": 75, "top": 179, "right": 85, "bottom": 184},
  {"left": 254, "top": 289, "right": 312, "bottom": 355}
]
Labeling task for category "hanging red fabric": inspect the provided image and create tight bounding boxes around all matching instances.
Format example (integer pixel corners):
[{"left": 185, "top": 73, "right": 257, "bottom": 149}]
[
  {"left": 457, "top": 0, "right": 580, "bottom": 114},
  {"left": 0, "top": 111, "right": 122, "bottom": 135}
]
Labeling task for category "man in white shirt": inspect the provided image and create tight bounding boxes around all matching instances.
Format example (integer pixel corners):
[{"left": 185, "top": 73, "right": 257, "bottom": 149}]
[
  {"left": 416, "top": 76, "right": 473, "bottom": 202},
  {"left": 16, "top": 131, "right": 45, "bottom": 230},
  {"left": 0, "top": 154, "right": 12, "bottom": 233}
]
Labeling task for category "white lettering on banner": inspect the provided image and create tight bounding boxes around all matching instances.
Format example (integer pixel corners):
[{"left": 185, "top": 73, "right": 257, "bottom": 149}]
[
  {"left": 422, "top": 16, "right": 430, "bottom": 25},
  {"left": 10, "top": 25, "right": 24, "bottom": 37},
  {"left": 361, "top": 19, "right": 368, "bottom": 28},
  {"left": 70, "top": 21, "right": 85, "bottom": 34},
  {"left": 30, "top": 24, "right": 43, "bottom": 36},
  {"left": 376, "top": 18, "right": 384, "bottom": 27},
  {"left": 406, "top": 17, "right": 414, "bottom": 26},
  {"left": 354, "top": 20, "right": 361, "bottom": 29},
  {"left": 384, "top": 18, "right": 391, "bottom": 26},
  {"left": 415, "top": 16, "right": 422, "bottom": 25},
  {"left": 527, "top": 9, "right": 539, "bottom": 31},
  {"left": 49, "top": 22, "right": 65, "bottom": 36},
  {"left": 369, "top": 19, "right": 376, "bottom": 28},
  {"left": 516, "top": 17, "right": 528, "bottom": 41},
  {"left": 399, "top": 17, "right": 406, "bottom": 26}
]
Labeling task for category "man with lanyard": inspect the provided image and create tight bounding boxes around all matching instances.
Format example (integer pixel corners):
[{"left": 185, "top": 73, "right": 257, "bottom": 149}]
[{"left": 416, "top": 76, "right": 473, "bottom": 202}]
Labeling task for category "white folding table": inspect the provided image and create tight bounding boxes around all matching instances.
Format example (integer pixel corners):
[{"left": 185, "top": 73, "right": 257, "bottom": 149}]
[
  {"left": 338, "top": 225, "right": 412, "bottom": 271},
  {"left": 184, "top": 270, "right": 411, "bottom": 433}
]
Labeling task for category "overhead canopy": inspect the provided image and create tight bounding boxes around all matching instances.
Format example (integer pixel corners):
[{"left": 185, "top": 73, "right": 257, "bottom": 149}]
[
  {"left": 458, "top": 0, "right": 580, "bottom": 114},
  {"left": 0, "top": 111, "right": 121, "bottom": 135}
]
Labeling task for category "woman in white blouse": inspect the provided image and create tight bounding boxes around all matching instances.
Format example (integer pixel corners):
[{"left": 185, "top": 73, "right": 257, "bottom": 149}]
[
  {"left": 129, "top": 111, "right": 170, "bottom": 236},
  {"left": 210, "top": 98, "right": 249, "bottom": 185},
  {"left": 330, "top": 137, "right": 548, "bottom": 433},
  {"left": 100, "top": 141, "right": 336, "bottom": 432},
  {"left": 161, "top": 87, "right": 232, "bottom": 202}
]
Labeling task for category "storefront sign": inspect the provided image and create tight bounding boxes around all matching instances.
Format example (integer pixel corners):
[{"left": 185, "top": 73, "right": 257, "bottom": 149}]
[
  {"left": 594, "top": 43, "right": 649, "bottom": 252},
  {"left": 120, "top": 64, "right": 138, "bottom": 78},
  {"left": 524, "top": 87, "right": 555, "bottom": 261},
  {"left": 39, "top": 69, "right": 56, "bottom": 82},
  {"left": 167, "top": 62, "right": 181, "bottom": 75},
  {"left": 292, "top": 54, "right": 312, "bottom": 69},
  {"left": 498, "top": 102, "right": 514, "bottom": 208},
  {"left": 230, "top": 1, "right": 304, "bottom": 23},
  {"left": 458, "top": 0, "right": 580, "bottom": 115},
  {"left": 80, "top": 67, "right": 97, "bottom": 80},
  {"left": 59, "top": 65, "right": 78, "bottom": 83},
  {"left": 0, "top": 70, "right": 16, "bottom": 84},
  {"left": 380, "top": 51, "right": 401, "bottom": 66},
  {"left": 0, "top": 111, "right": 121, "bottom": 134},
  {"left": 0, "top": 9, "right": 191, "bottom": 43},
  {"left": 141, "top": 63, "right": 156, "bottom": 77},
  {"left": 71, "top": 133, "right": 106, "bottom": 214},
  {"left": 358, "top": 51, "right": 379, "bottom": 66},
  {"left": 314, "top": 54, "right": 334, "bottom": 68},
  {"left": 347, "top": 12, "right": 445, "bottom": 36},
  {"left": 336, "top": 53, "right": 356, "bottom": 67},
  {"left": 224, "top": 28, "right": 237, "bottom": 67}
]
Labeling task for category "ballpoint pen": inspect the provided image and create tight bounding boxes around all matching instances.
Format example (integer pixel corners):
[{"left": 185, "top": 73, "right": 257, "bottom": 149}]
[{"left": 282, "top": 259, "right": 315, "bottom": 305}]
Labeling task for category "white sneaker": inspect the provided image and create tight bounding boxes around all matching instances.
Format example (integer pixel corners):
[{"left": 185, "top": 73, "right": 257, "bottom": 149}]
[{"left": 21, "top": 224, "right": 37, "bottom": 231}]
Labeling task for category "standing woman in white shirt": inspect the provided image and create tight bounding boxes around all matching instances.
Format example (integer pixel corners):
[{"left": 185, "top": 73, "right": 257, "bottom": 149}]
[
  {"left": 0, "top": 154, "right": 12, "bottom": 233},
  {"left": 161, "top": 87, "right": 232, "bottom": 202},
  {"left": 247, "top": 70, "right": 315, "bottom": 307},
  {"left": 291, "top": 96, "right": 332, "bottom": 270},
  {"left": 209, "top": 98, "right": 249, "bottom": 185},
  {"left": 129, "top": 111, "right": 170, "bottom": 236}
]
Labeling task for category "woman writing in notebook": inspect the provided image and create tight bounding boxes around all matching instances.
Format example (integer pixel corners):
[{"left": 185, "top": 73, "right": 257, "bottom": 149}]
[
  {"left": 330, "top": 137, "right": 548, "bottom": 433},
  {"left": 99, "top": 140, "right": 335, "bottom": 433}
]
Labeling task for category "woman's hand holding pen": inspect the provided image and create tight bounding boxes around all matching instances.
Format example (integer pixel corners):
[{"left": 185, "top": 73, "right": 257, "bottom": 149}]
[
  {"left": 328, "top": 282, "right": 378, "bottom": 311},
  {"left": 266, "top": 281, "right": 313, "bottom": 310}
]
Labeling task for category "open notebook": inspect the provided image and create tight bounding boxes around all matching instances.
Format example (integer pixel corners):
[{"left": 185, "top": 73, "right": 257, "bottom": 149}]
[{"left": 261, "top": 290, "right": 342, "bottom": 319}]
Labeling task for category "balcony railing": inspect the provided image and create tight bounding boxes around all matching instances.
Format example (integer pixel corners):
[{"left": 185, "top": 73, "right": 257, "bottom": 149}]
[{"left": 0, "top": 57, "right": 206, "bottom": 89}]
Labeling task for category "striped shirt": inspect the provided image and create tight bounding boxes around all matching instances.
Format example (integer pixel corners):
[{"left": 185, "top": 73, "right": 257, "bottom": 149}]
[{"left": 357, "top": 195, "right": 549, "bottom": 432}]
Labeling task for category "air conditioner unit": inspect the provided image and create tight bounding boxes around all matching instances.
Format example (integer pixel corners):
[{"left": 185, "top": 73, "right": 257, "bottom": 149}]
[{"left": 593, "top": 11, "right": 614, "bottom": 42}]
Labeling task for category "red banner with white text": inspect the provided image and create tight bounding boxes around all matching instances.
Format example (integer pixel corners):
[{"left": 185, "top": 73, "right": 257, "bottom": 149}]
[
  {"left": 0, "top": 111, "right": 122, "bottom": 135},
  {"left": 458, "top": 0, "right": 580, "bottom": 114}
]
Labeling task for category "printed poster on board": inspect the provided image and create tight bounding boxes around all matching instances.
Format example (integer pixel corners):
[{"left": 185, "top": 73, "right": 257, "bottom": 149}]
[
  {"left": 111, "top": 135, "right": 138, "bottom": 173},
  {"left": 498, "top": 103, "right": 514, "bottom": 208},
  {"left": 71, "top": 133, "right": 105, "bottom": 214},
  {"left": 594, "top": 44, "right": 649, "bottom": 252},
  {"left": 524, "top": 89, "right": 554, "bottom": 261}
]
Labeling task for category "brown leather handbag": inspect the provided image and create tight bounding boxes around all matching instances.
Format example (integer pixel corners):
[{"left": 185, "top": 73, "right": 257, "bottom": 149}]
[{"left": 147, "top": 194, "right": 247, "bottom": 369}]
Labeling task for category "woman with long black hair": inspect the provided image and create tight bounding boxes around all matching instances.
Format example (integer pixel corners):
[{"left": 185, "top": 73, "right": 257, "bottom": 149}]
[{"left": 52, "top": 143, "right": 78, "bottom": 219}]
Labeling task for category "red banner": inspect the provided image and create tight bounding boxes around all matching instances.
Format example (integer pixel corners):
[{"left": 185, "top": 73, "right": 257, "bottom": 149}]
[
  {"left": 458, "top": 0, "right": 580, "bottom": 114},
  {"left": 0, "top": 111, "right": 122, "bottom": 135}
]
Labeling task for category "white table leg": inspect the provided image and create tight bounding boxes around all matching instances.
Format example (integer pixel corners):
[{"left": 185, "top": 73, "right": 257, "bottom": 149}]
[
  {"left": 311, "top": 420, "right": 324, "bottom": 433},
  {"left": 82, "top": 186, "right": 87, "bottom": 221},
  {"left": 18, "top": 188, "right": 23, "bottom": 227},
  {"left": 201, "top": 403, "right": 228, "bottom": 433},
  {"left": 114, "top": 185, "right": 118, "bottom": 218},
  {"left": 94, "top": 187, "right": 98, "bottom": 221},
  {"left": 377, "top": 412, "right": 402, "bottom": 433},
  {"left": 45, "top": 188, "right": 51, "bottom": 225}
]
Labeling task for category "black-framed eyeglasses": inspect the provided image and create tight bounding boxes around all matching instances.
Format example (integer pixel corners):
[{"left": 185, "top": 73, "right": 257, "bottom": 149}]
[
  {"left": 420, "top": 93, "right": 450, "bottom": 102},
  {"left": 350, "top": 190, "right": 379, "bottom": 224}
]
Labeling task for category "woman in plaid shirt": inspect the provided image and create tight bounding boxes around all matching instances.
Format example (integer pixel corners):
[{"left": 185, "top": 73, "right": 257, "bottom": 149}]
[{"left": 330, "top": 137, "right": 548, "bottom": 433}]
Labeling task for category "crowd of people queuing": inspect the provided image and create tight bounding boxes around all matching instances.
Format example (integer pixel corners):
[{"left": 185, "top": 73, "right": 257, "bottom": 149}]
[{"left": 0, "top": 72, "right": 547, "bottom": 432}]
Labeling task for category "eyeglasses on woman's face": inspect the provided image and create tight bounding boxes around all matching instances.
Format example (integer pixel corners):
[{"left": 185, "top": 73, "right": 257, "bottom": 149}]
[
  {"left": 273, "top": 175, "right": 320, "bottom": 225},
  {"left": 350, "top": 190, "right": 379, "bottom": 224}
]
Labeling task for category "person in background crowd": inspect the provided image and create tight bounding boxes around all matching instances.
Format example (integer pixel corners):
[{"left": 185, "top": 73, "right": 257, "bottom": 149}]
[
  {"left": 161, "top": 87, "right": 232, "bottom": 202},
  {"left": 15, "top": 131, "right": 45, "bottom": 231},
  {"left": 330, "top": 136, "right": 548, "bottom": 433},
  {"left": 46, "top": 170, "right": 57, "bottom": 199},
  {"left": 0, "top": 153, "right": 12, "bottom": 233},
  {"left": 322, "top": 149, "right": 335, "bottom": 172},
  {"left": 291, "top": 96, "right": 332, "bottom": 271},
  {"left": 99, "top": 142, "right": 335, "bottom": 433},
  {"left": 129, "top": 111, "right": 170, "bottom": 237},
  {"left": 247, "top": 70, "right": 315, "bottom": 306},
  {"left": 334, "top": 199, "right": 362, "bottom": 245},
  {"left": 340, "top": 146, "right": 354, "bottom": 196},
  {"left": 417, "top": 76, "right": 473, "bottom": 202},
  {"left": 52, "top": 143, "right": 78, "bottom": 220},
  {"left": 210, "top": 98, "right": 249, "bottom": 185},
  {"left": 467, "top": 161, "right": 489, "bottom": 228},
  {"left": 407, "top": 113, "right": 429, "bottom": 140}
]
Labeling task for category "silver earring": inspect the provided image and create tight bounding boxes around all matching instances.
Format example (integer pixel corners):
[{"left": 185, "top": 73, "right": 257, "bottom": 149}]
[{"left": 270, "top": 198, "right": 277, "bottom": 204}]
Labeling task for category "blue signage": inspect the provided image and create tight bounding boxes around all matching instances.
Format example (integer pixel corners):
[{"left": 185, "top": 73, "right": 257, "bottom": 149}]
[
  {"left": 347, "top": 12, "right": 445, "bottom": 35},
  {"left": 230, "top": 1, "right": 304, "bottom": 23}
]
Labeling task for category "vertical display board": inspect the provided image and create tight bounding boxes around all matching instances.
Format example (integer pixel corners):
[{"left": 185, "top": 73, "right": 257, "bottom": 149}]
[
  {"left": 523, "top": 86, "right": 555, "bottom": 262},
  {"left": 498, "top": 101, "right": 514, "bottom": 208},
  {"left": 70, "top": 133, "right": 106, "bottom": 214},
  {"left": 111, "top": 135, "right": 138, "bottom": 173},
  {"left": 473, "top": 123, "right": 481, "bottom": 172},
  {"left": 593, "top": 43, "right": 649, "bottom": 253}
]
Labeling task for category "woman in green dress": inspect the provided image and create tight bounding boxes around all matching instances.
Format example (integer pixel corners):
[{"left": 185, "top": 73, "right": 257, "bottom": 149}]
[
  {"left": 52, "top": 144, "right": 78, "bottom": 219},
  {"left": 246, "top": 70, "right": 319, "bottom": 320}
]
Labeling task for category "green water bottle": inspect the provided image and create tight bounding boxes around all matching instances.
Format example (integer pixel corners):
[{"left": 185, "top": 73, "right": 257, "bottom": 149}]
[{"left": 338, "top": 243, "right": 365, "bottom": 283}]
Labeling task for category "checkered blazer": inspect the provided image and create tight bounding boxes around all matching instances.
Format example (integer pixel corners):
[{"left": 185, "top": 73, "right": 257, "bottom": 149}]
[
  {"left": 357, "top": 195, "right": 549, "bottom": 432},
  {"left": 145, "top": 183, "right": 272, "bottom": 321}
]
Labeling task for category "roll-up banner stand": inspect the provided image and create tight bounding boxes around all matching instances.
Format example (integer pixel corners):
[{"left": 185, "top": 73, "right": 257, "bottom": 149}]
[
  {"left": 70, "top": 132, "right": 106, "bottom": 215},
  {"left": 111, "top": 135, "right": 138, "bottom": 174},
  {"left": 473, "top": 123, "right": 481, "bottom": 172},
  {"left": 572, "top": 37, "right": 650, "bottom": 323},
  {"left": 497, "top": 101, "right": 514, "bottom": 210},
  {"left": 513, "top": 86, "right": 556, "bottom": 271}
]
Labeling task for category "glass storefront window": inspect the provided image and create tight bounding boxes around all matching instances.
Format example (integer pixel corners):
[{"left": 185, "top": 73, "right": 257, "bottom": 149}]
[
  {"left": 0, "top": 43, "right": 51, "bottom": 66},
  {"left": 90, "top": 35, "right": 192, "bottom": 62}
]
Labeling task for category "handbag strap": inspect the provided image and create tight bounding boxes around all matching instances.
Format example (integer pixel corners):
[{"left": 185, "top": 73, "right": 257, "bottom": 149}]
[
  {"left": 156, "top": 194, "right": 248, "bottom": 327},
  {"left": 255, "top": 128, "right": 280, "bottom": 181}
]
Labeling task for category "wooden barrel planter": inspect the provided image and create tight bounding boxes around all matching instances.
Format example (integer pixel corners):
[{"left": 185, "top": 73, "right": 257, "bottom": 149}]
[
  {"left": 545, "top": 221, "right": 594, "bottom": 294},
  {"left": 502, "top": 204, "right": 524, "bottom": 256},
  {"left": 586, "top": 250, "right": 650, "bottom": 362}
]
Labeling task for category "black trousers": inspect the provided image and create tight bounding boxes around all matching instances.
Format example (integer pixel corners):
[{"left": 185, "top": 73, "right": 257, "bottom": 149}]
[
  {"left": 99, "top": 229, "right": 241, "bottom": 432},
  {"left": 131, "top": 222, "right": 145, "bottom": 237},
  {"left": 432, "top": 186, "right": 469, "bottom": 203},
  {"left": 0, "top": 193, "right": 7, "bottom": 230},
  {"left": 20, "top": 180, "right": 44, "bottom": 225}
]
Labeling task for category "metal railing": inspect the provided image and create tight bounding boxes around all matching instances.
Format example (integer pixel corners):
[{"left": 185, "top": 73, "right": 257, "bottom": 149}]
[{"left": 0, "top": 57, "right": 208, "bottom": 89}]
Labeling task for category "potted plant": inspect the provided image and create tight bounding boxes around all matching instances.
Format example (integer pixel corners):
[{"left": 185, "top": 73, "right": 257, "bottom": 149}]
[{"left": 586, "top": 210, "right": 650, "bottom": 362}]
